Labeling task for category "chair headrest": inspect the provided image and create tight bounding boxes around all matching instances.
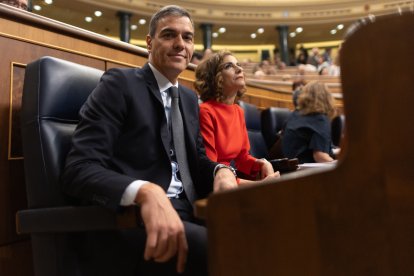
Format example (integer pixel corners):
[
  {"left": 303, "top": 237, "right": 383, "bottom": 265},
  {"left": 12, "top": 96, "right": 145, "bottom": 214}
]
[
  {"left": 22, "top": 56, "right": 104, "bottom": 124},
  {"left": 238, "top": 101, "right": 261, "bottom": 131}
]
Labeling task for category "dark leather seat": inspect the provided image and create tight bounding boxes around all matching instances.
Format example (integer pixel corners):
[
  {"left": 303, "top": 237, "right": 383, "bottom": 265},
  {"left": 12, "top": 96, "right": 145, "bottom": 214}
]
[
  {"left": 261, "top": 107, "right": 292, "bottom": 150},
  {"left": 331, "top": 114, "right": 345, "bottom": 147},
  {"left": 238, "top": 101, "right": 268, "bottom": 159},
  {"left": 16, "top": 56, "right": 136, "bottom": 276}
]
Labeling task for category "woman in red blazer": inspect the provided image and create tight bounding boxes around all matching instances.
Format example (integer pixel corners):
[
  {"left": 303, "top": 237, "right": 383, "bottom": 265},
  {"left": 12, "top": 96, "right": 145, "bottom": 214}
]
[{"left": 195, "top": 51, "right": 280, "bottom": 185}]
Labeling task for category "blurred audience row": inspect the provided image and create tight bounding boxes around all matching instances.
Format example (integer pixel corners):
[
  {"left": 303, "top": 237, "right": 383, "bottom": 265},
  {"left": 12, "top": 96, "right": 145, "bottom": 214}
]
[{"left": 0, "top": 0, "right": 28, "bottom": 10}]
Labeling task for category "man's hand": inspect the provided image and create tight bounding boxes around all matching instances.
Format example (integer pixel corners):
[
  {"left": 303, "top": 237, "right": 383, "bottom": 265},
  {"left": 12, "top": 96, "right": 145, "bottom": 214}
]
[
  {"left": 135, "top": 183, "right": 188, "bottom": 273},
  {"left": 213, "top": 167, "right": 238, "bottom": 192}
]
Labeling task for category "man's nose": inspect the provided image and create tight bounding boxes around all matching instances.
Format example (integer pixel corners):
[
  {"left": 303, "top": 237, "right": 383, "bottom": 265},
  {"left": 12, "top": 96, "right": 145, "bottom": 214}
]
[{"left": 173, "top": 36, "right": 185, "bottom": 48}]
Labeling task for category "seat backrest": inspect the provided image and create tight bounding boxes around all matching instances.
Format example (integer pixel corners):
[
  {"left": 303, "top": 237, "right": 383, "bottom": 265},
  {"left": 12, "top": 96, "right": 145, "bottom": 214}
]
[
  {"left": 331, "top": 114, "right": 345, "bottom": 147},
  {"left": 261, "top": 107, "right": 292, "bottom": 149},
  {"left": 21, "top": 56, "right": 104, "bottom": 208},
  {"left": 238, "top": 101, "right": 268, "bottom": 158}
]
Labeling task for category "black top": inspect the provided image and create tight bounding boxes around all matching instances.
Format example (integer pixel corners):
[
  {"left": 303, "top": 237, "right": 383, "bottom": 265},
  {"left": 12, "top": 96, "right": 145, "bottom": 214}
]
[{"left": 282, "top": 110, "right": 334, "bottom": 163}]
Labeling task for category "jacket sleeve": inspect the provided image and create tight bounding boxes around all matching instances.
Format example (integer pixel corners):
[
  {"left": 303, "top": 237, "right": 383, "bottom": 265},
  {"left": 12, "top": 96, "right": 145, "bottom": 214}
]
[
  {"left": 61, "top": 68, "right": 135, "bottom": 211},
  {"left": 184, "top": 95, "right": 217, "bottom": 199}
]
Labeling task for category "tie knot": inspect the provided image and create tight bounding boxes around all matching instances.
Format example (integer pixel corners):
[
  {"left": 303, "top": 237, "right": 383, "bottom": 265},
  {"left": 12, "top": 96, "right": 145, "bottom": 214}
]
[{"left": 169, "top": 86, "right": 179, "bottom": 98}]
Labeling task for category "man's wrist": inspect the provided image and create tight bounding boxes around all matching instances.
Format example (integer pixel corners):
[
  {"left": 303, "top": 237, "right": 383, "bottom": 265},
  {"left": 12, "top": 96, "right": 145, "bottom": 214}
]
[
  {"left": 213, "top": 164, "right": 237, "bottom": 178},
  {"left": 121, "top": 180, "right": 149, "bottom": 206}
]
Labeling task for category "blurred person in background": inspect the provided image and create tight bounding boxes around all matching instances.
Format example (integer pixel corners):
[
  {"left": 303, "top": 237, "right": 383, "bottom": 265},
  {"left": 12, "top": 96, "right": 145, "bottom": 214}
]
[
  {"left": 0, "top": 0, "right": 28, "bottom": 10},
  {"left": 282, "top": 81, "right": 338, "bottom": 163}
]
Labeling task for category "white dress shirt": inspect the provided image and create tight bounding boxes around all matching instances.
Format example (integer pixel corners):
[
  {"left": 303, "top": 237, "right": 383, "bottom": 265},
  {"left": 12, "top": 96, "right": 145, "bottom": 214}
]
[{"left": 120, "top": 63, "right": 183, "bottom": 205}]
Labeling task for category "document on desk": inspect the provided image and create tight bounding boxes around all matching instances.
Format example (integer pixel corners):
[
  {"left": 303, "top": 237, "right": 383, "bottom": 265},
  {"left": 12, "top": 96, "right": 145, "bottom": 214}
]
[{"left": 298, "top": 160, "right": 337, "bottom": 169}]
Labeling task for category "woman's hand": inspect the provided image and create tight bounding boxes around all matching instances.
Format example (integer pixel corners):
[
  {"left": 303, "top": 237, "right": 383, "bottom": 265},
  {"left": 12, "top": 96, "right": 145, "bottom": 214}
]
[
  {"left": 255, "top": 158, "right": 275, "bottom": 179},
  {"left": 263, "top": 171, "right": 280, "bottom": 180}
]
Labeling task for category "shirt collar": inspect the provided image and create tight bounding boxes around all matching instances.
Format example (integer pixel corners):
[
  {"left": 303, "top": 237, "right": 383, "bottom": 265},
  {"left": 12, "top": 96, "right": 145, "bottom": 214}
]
[{"left": 148, "top": 63, "right": 179, "bottom": 92}]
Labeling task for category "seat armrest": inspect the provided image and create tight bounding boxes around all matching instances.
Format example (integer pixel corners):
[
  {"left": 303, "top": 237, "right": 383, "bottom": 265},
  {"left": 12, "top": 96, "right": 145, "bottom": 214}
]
[
  {"left": 194, "top": 198, "right": 208, "bottom": 220},
  {"left": 16, "top": 205, "right": 138, "bottom": 234}
]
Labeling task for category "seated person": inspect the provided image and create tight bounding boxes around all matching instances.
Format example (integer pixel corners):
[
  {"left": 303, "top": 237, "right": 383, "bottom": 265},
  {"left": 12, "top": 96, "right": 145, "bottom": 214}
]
[
  {"left": 190, "top": 51, "right": 203, "bottom": 65},
  {"left": 0, "top": 0, "right": 28, "bottom": 10},
  {"left": 292, "top": 80, "right": 306, "bottom": 109},
  {"left": 61, "top": 6, "right": 237, "bottom": 276},
  {"left": 253, "top": 59, "right": 276, "bottom": 79},
  {"left": 282, "top": 81, "right": 338, "bottom": 163},
  {"left": 267, "top": 80, "right": 305, "bottom": 160},
  {"left": 195, "top": 50, "right": 280, "bottom": 184}
]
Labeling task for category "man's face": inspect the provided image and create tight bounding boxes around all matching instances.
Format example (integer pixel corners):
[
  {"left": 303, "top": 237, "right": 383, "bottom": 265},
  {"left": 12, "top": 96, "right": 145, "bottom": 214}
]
[{"left": 146, "top": 15, "right": 194, "bottom": 83}]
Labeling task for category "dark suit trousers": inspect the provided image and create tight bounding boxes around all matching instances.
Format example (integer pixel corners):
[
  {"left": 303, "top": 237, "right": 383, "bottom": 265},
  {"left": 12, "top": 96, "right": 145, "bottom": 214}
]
[{"left": 77, "top": 198, "right": 207, "bottom": 276}]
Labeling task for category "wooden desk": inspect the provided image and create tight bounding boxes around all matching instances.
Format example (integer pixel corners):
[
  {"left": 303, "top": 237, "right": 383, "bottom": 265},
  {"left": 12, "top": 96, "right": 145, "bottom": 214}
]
[
  {"left": 205, "top": 13, "right": 414, "bottom": 276},
  {"left": 194, "top": 163, "right": 337, "bottom": 220}
]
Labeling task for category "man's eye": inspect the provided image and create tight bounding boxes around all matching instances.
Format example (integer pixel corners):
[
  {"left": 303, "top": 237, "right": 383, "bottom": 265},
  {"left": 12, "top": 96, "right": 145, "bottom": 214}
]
[
  {"left": 162, "top": 33, "right": 174, "bottom": 39},
  {"left": 184, "top": 35, "right": 193, "bottom": 42}
]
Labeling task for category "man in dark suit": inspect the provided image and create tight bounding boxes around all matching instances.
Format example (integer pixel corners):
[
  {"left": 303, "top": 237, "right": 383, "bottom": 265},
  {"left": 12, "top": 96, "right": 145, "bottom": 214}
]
[{"left": 62, "top": 5, "right": 237, "bottom": 276}]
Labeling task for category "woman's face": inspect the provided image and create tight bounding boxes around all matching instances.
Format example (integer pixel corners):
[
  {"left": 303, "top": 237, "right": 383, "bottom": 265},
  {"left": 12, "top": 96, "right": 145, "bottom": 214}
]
[{"left": 220, "top": 55, "right": 245, "bottom": 97}]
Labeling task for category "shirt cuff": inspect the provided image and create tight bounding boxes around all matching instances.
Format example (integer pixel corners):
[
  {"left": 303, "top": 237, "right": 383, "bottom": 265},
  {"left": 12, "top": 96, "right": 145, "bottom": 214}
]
[{"left": 120, "top": 180, "right": 149, "bottom": 206}]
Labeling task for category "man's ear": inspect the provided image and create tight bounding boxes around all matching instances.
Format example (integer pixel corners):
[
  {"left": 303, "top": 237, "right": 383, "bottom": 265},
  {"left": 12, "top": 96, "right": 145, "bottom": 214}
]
[{"left": 146, "top": 35, "right": 152, "bottom": 52}]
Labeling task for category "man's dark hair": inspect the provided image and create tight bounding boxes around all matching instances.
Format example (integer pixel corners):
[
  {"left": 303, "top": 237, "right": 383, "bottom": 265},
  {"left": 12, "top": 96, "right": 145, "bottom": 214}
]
[{"left": 148, "top": 5, "right": 193, "bottom": 37}]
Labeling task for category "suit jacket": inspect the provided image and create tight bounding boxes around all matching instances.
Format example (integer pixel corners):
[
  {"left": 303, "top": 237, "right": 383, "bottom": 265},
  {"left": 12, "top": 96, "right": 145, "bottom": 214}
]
[{"left": 62, "top": 63, "right": 216, "bottom": 211}]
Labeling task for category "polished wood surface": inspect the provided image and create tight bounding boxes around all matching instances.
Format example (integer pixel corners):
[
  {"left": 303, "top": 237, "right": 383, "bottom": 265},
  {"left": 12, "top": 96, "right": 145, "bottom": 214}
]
[
  {"left": 206, "top": 13, "right": 414, "bottom": 276},
  {"left": 245, "top": 80, "right": 344, "bottom": 112}
]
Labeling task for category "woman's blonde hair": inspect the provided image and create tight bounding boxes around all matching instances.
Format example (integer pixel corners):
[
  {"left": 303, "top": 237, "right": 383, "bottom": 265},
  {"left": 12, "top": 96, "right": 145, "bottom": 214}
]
[
  {"left": 194, "top": 50, "right": 246, "bottom": 102},
  {"left": 298, "top": 81, "right": 336, "bottom": 119}
]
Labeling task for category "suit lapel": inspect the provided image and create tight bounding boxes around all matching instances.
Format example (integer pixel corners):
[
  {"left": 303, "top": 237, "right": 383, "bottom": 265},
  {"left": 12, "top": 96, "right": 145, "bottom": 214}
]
[
  {"left": 141, "top": 64, "right": 170, "bottom": 157},
  {"left": 142, "top": 64, "right": 163, "bottom": 105}
]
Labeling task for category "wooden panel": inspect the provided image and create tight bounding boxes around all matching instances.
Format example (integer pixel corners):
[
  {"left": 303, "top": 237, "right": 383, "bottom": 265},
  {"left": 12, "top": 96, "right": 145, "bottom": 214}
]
[
  {"left": 179, "top": 77, "right": 197, "bottom": 93},
  {"left": 0, "top": 240, "right": 33, "bottom": 276},
  {"left": 206, "top": 12, "right": 414, "bottom": 276},
  {"left": 9, "top": 63, "right": 25, "bottom": 159},
  {"left": 106, "top": 61, "right": 137, "bottom": 70},
  {"left": 245, "top": 81, "right": 344, "bottom": 112}
]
